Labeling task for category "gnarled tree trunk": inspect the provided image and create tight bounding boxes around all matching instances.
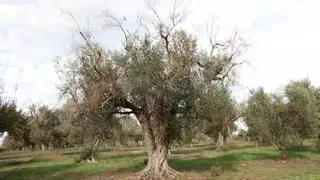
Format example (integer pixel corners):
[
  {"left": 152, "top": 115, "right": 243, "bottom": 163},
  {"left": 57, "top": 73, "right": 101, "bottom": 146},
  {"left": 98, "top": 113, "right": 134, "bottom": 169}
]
[
  {"left": 223, "top": 125, "right": 230, "bottom": 145},
  {"left": 275, "top": 141, "right": 288, "bottom": 159},
  {"left": 137, "top": 115, "right": 180, "bottom": 179},
  {"left": 216, "top": 132, "right": 224, "bottom": 149},
  {"left": 87, "top": 136, "right": 100, "bottom": 163}
]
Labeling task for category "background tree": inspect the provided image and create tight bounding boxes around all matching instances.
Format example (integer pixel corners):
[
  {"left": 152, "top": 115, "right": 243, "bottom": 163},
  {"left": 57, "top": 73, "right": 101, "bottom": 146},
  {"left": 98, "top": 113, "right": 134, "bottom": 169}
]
[
  {"left": 244, "top": 87, "right": 273, "bottom": 145},
  {"left": 244, "top": 79, "right": 319, "bottom": 158},
  {"left": 28, "top": 105, "right": 62, "bottom": 150},
  {"left": 285, "top": 79, "right": 319, "bottom": 144},
  {"left": 0, "top": 92, "right": 30, "bottom": 150},
  {"left": 118, "top": 116, "right": 144, "bottom": 147},
  {"left": 54, "top": 101, "right": 85, "bottom": 148},
  {"left": 197, "top": 83, "right": 238, "bottom": 148}
]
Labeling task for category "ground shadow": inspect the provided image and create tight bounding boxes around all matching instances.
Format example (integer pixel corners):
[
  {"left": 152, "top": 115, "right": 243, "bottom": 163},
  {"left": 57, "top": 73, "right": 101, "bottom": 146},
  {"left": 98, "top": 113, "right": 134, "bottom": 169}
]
[
  {"left": 0, "top": 163, "right": 79, "bottom": 180},
  {"left": 99, "top": 152, "right": 147, "bottom": 161},
  {"left": 170, "top": 152, "right": 278, "bottom": 172},
  {"left": 0, "top": 158, "right": 36, "bottom": 168},
  {"left": 198, "top": 144, "right": 256, "bottom": 151},
  {"left": 0, "top": 154, "right": 38, "bottom": 161},
  {"left": 114, "top": 151, "right": 280, "bottom": 174},
  {"left": 171, "top": 148, "right": 203, "bottom": 155}
]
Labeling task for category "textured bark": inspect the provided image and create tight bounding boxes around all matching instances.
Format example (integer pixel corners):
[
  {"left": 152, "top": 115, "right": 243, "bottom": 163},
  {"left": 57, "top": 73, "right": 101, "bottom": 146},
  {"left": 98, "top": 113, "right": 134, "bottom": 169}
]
[
  {"left": 41, "top": 144, "right": 46, "bottom": 151},
  {"left": 276, "top": 142, "right": 288, "bottom": 159},
  {"left": 280, "top": 149, "right": 288, "bottom": 159},
  {"left": 136, "top": 115, "right": 180, "bottom": 179},
  {"left": 87, "top": 137, "right": 100, "bottom": 163},
  {"left": 216, "top": 132, "right": 224, "bottom": 148},
  {"left": 223, "top": 135, "right": 227, "bottom": 145}
]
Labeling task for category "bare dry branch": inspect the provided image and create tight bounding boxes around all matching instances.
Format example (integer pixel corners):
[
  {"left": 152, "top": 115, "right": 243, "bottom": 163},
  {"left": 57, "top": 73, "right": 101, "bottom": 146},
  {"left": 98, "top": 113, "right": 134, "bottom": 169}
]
[
  {"left": 102, "top": 10, "right": 129, "bottom": 46},
  {"left": 206, "top": 16, "right": 228, "bottom": 57},
  {"left": 62, "top": 10, "right": 104, "bottom": 79},
  {"left": 145, "top": 0, "right": 162, "bottom": 23},
  {"left": 219, "top": 60, "right": 246, "bottom": 81}
]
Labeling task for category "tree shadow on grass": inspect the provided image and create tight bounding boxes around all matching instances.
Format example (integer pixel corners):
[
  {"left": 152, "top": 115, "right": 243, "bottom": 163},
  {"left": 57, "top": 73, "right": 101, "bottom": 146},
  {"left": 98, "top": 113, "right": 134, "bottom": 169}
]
[
  {"left": 99, "top": 152, "right": 147, "bottom": 161},
  {"left": 60, "top": 147, "right": 143, "bottom": 156},
  {"left": 0, "top": 156, "right": 56, "bottom": 167},
  {"left": 0, "top": 154, "right": 38, "bottom": 161},
  {"left": 115, "top": 148, "right": 314, "bottom": 173},
  {"left": 170, "top": 143, "right": 256, "bottom": 155},
  {"left": 171, "top": 149, "right": 202, "bottom": 155},
  {"left": 0, "top": 163, "right": 79, "bottom": 180},
  {"left": 59, "top": 150, "right": 83, "bottom": 156},
  {"left": 199, "top": 144, "right": 256, "bottom": 151},
  {"left": 169, "top": 152, "right": 278, "bottom": 172},
  {"left": 115, "top": 151, "right": 280, "bottom": 174},
  {"left": 0, "top": 158, "right": 37, "bottom": 168},
  {"left": 287, "top": 147, "right": 318, "bottom": 159}
]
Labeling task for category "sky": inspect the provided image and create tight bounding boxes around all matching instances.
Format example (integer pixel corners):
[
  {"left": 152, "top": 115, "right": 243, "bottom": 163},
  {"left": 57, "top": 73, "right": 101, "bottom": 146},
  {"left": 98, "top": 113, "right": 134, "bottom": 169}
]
[{"left": 0, "top": 0, "right": 320, "bottom": 143}]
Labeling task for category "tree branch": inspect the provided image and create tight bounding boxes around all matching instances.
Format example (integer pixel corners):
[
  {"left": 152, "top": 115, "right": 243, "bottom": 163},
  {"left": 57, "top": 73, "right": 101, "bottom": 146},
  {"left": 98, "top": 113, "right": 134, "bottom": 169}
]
[
  {"left": 121, "top": 98, "right": 142, "bottom": 112},
  {"left": 219, "top": 60, "right": 246, "bottom": 80},
  {"left": 102, "top": 10, "right": 129, "bottom": 47},
  {"left": 115, "top": 111, "right": 134, "bottom": 115}
]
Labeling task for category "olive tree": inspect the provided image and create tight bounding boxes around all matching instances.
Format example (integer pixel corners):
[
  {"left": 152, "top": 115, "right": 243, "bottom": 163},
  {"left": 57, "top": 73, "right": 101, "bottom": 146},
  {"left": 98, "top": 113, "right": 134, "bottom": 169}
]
[
  {"left": 0, "top": 91, "right": 30, "bottom": 150},
  {"left": 244, "top": 79, "right": 319, "bottom": 159},
  {"left": 285, "top": 79, "right": 319, "bottom": 143},
  {"left": 198, "top": 83, "right": 238, "bottom": 148},
  {"left": 56, "top": 2, "right": 243, "bottom": 178}
]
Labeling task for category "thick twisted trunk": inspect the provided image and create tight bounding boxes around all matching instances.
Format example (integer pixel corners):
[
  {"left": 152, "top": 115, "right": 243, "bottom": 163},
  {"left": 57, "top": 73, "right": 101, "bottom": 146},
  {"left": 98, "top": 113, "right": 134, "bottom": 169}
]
[{"left": 137, "top": 115, "right": 180, "bottom": 179}]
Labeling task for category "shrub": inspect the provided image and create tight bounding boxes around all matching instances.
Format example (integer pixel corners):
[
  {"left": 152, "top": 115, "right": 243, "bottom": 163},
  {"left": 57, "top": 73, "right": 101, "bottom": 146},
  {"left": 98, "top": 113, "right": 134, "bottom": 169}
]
[
  {"left": 210, "top": 164, "right": 222, "bottom": 176},
  {"left": 74, "top": 148, "right": 99, "bottom": 163}
]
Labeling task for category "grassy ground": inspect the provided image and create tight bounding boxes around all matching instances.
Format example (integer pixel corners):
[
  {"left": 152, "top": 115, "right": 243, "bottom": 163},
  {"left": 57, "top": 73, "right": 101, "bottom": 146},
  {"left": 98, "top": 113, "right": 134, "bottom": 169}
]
[{"left": 0, "top": 140, "right": 319, "bottom": 180}]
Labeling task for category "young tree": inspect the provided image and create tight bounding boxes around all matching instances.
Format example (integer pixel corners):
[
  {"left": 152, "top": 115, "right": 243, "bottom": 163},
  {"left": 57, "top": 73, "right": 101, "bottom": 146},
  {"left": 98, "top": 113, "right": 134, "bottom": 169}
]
[{"left": 57, "top": 2, "right": 243, "bottom": 178}]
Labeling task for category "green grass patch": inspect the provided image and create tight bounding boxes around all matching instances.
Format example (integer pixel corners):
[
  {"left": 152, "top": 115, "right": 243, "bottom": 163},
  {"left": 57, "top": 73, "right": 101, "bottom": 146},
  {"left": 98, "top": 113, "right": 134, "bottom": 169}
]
[{"left": 0, "top": 141, "right": 320, "bottom": 179}]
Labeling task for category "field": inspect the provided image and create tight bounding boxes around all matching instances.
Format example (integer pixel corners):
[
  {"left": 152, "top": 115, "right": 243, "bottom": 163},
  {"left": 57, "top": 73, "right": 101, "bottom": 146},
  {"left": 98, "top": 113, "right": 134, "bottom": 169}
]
[{"left": 0, "top": 140, "right": 319, "bottom": 180}]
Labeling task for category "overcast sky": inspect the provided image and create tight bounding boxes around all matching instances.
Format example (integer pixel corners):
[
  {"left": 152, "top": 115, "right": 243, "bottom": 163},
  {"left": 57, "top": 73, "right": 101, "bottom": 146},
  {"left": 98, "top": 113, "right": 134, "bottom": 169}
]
[{"left": 1, "top": 0, "right": 320, "bottom": 111}]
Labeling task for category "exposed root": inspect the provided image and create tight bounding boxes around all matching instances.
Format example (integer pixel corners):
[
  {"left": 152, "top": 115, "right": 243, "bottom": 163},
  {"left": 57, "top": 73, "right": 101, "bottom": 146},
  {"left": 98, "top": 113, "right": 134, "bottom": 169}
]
[
  {"left": 134, "top": 166, "right": 182, "bottom": 180},
  {"left": 134, "top": 166, "right": 152, "bottom": 179},
  {"left": 167, "top": 166, "right": 182, "bottom": 178},
  {"left": 85, "top": 158, "right": 98, "bottom": 163}
]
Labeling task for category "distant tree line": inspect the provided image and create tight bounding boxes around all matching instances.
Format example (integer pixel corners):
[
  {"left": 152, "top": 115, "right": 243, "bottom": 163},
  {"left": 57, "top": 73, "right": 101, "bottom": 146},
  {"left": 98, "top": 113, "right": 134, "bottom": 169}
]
[{"left": 0, "top": 99, "right": 144, "bottom": 151}]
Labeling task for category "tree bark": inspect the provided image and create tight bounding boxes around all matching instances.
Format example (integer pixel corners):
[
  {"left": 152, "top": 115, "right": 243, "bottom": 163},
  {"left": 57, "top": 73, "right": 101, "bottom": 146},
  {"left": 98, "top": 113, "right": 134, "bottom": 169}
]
[
  {"left": 41, "top": 144, "right": 46, "bottom": 151},
  {"left": 136, "top": 115, "right": 180, "bottom": 180},
  {"left": 280, "top": 148, "right": 288, "bottom": 159},
  {"left": 223, "top": 135, "right": 227, "bottom": 145},
  {"left": 216, "top": 132, "right": 224, "bottom": 149},
  {"left": 276, "top": 142, "right": 288, "bottom": 159},
  {"left": 87, "top": 137, "right": 100, "bottom": 163}
]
